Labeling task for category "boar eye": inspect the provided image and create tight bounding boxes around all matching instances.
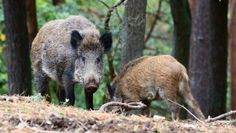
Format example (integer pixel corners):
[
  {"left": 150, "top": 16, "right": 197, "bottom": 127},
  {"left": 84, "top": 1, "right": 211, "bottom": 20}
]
[
  {"left": 80, "top": 56, "right": 85, "bottom": 63},
  {"left": 96, "top": 57, "right": 101, "bottom": 64}
]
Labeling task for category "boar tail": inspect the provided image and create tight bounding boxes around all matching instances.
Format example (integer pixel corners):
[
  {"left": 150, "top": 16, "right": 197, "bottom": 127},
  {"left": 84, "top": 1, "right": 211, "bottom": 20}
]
[{"left": 179, "top": 71, "right": 205, "bottom": 120}]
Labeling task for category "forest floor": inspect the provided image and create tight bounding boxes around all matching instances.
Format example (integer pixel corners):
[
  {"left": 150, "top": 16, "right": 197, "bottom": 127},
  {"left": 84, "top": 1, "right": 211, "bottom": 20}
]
[{"left": 0, "top": 96, "right": 235, "bottom": 133}]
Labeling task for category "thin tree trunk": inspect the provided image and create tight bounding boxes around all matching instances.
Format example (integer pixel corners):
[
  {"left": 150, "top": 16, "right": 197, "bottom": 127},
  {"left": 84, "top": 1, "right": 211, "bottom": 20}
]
[
  {"left": 188, "top": 0, "right": 196, "bottom": 17},
  {"left": 170, "top": 0, "right": 191, "bottom": 68},
  {"left": 189, "top": 0, "right": 228, "bottom": 117},
  {"left": 52, "top": 0, "right": 63, "bottom": 6},
  {"left": 229, "top": 0, "right": 236, "bottom": 119},
  {"left": 26, "top": 0, "right": 38, "bottom": 45},
  {"left": 120, "top": 0, "right": 147, "bottom": 69},
  {"left": 170, "top": 0, "right": 191, "bottom": 119},
  {"left": 3, "top": 0, "right": 32, "bottom": 95}
]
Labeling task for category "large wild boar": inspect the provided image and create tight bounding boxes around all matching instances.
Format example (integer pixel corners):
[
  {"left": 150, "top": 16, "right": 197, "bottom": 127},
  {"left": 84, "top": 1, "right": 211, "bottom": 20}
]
[
  {"left": 106, "top": 55, "right": 205, "bottom": 120},
  {"left": 31, "top": 15, "right": 112, "bottom": 109}
]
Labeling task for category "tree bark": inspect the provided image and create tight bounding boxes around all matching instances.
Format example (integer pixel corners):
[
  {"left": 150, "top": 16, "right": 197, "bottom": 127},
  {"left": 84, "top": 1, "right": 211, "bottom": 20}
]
[
  {"left": 3, "top": 0, "right": 32, "bottom": 95},
  {"left": 188, "top": 0, "right": 196, "bottom": 17},
  {"left": 170, "top": 0, "right": 191, "bottom": 68},
  {"left": 26, "top": 0, "right": 38, "bottom": 45},
  {"left": 120, "top": 0, "right": 147, "bottom": 69},
  {"left": 189, "top": 0, "right": 228, "bottom": 117},
  {"left": 52, "top": 0, "right": 63, "bottom": 6},
  {"left": 170, "top": 0, "right": 191, "bottom": 119},
  {"left": 229, "top": 0, "right": 236, "bottom": 119}
]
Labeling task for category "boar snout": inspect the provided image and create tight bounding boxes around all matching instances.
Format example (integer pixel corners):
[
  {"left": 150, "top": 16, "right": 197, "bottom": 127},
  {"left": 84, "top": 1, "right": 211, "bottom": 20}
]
[{"left": 85, "top": 76, "right": 99, "bottom": 93}]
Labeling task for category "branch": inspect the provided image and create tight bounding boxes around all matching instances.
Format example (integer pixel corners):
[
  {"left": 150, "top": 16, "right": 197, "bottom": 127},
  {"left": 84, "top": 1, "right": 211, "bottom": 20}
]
[
  {"left": 145, "top": 45, "right": 158, "bottom": 51},
  {"left": 98, "top": 0, "right": 122, "bottom": 24},
  {"left": 18, "top": 111, "right": 56, "bottom": 133},
  {"left": 145, "top": 0, "right": 163, "bottom": 43},
  {"left": 97, "top": 0, "right": 109, "bottom": 9},
  {"left": 206, "top": 110, "right": 236, "bottom": 123},
  {"left": 104, "top": 0, "right": 126, "bottom": 32},
  {"left": 150, "top": 35, "right": 170, "bottom": 41},
  {"left": 101, "top": 0, "right": 126, "bottom": 81},
  {"left": 115, "top": 8, "right": 122, "bottom": 24},
  {"left": 112, "top": 35, "right": 121, "bottom": 57},
  {"left": 224, "top": 119, "right": 236, "bottom": 125},
  {"left": 99, "top": 101, "right": 147, "bottom": 112},
  {"left": 167, "top": 99, "right": 205, "bottom": 124},
  {"left": 167, "top": 99, "right": 236, "bottom": 123},
  {"left": 0, "top": 95, "right": 42, "bottom": 103},
  {"left": 77, "top": 120, "right": 88, "bottom": 131},
  {"left": 107, "top": 52, "right": 116, "bottom": 80}
]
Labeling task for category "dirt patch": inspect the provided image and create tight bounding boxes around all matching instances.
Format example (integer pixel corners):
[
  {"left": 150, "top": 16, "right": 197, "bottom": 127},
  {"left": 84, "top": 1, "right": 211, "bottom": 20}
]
[{"left": 0, "top": 96, "right": 235, "bottom": 133}]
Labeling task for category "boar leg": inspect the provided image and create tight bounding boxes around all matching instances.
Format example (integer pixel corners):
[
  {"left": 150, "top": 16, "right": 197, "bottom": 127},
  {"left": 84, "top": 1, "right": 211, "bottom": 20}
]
[
  {"left": 158, "top": 89, "right": 180, "bottom": 120},
  {"left": 179, "top": 74, "right": 205, "bottom": 120},
  {"left": 141, "top": 100, "right": 151, "bottom": 116},
  {"left": 166, "top": 99, "right": 180, "bottom": 120},
  {"left": 62, "top": 70, "right": 75, "bottom": 106},
  {"left": 57, "top": 84, "right": 66, "bottom": 104},
  {"left": 160, "top": 94, "right": 180, "bottom": 120},
  {"left": 85, "top": 91, "right": 93, "bottom": 110},
  {"left": 35, "top": 70, "right": 51, "bottom": 101},
  {"left": 63, "top": 83, "right": 75, "bottom": 105}
]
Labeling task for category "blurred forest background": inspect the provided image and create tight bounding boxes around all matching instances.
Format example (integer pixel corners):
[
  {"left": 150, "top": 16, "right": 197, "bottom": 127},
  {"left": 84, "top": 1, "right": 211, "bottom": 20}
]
[{"left": 0, "top": 0, "right": 235, "bottom": 119}]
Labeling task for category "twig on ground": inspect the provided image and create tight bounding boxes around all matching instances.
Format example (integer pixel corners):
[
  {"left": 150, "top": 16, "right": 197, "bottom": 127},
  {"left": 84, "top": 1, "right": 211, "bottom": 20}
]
[
  {"left": 18, "top": 111, "right": 56, "bottom": 133},
  {"left": 225, "top": 119, "right": 236, "bottom": 125},
  {"left": 167, "top": 99, "right": 205, "bottom": 124},
  {"left": 78, "top": 120, "right": 88, "bottom": 131},
  {"left": 98, "top": 101, "right": 147, "bottom": 112},
  {"left": 206, "top": 110, "right": 236, "bottom": 123},
  {"left": 0, "top": 95, "right": 41, "bottom": 103},
  {"left": 218, "top": 120, "right": 236, "bottom": 125},
  {"left": 168, "top": 99, "right": 236, "bottom": 124}
]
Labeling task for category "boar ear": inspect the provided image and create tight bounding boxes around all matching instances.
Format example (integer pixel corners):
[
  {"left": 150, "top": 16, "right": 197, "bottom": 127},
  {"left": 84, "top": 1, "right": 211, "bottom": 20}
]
[
  {"left": 107, "top": 83, "right": 115, "bottom": 99},
  {"left": 100, "top": 32, "right": 112, "bottom": 52},
  {"left": 71, "top": 30, "right": 83, "bottom": 49}
]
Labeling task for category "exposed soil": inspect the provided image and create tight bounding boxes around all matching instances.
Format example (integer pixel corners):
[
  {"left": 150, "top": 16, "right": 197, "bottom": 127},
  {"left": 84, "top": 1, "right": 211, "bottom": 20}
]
[{"left": 0, "top": 96, "right": 235, "bottom": 133}]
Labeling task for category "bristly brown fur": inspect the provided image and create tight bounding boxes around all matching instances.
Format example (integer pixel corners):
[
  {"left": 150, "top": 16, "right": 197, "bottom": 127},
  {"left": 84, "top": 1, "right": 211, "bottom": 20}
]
[
  {"left": 110, "top": 55, "right": 205, "bottom": 120},
  {"left": 112, "top": 56, "right": 149, "bottom": 85},
  {"left": 79, "top": 29, "right": 100, "bottom": 47}
]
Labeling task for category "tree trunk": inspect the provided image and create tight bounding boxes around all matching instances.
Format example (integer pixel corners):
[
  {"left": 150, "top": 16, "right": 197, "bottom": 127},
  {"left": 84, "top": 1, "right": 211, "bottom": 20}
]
[
  {"left": 229, "top": 0, "right": 236, "bottom": 119},
  {"left": 188, "top": 0, "right": 196, "bottom": 17},
  {"left": 189, "top": 0, "right": 228, "bottom": 117},
  {"left": 3, "top": 0, "right": 32, "bottom": 95},
  {"left": 52, "top": 0, "right": 63, "bottom": 6},
  {"left": 120, "top": 0, "right": 147, "bottom": 69},
  {"left": 26, "top": 0, "right": 38, "bottom": 45},
  {"left": 170, "top": 0, "right": 191, "bottom": 68},
  {"left": 170, "top": 0, "right": 191, "bottom": 119}
]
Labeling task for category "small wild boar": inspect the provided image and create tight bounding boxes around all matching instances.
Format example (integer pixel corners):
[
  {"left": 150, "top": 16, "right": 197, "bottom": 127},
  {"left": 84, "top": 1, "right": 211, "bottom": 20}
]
[
  {"left": 106, "top": 55, "right": 205, "bottom": 120},
  {"left": 31, "top": 15, "right": 112, "bottom": 109}
]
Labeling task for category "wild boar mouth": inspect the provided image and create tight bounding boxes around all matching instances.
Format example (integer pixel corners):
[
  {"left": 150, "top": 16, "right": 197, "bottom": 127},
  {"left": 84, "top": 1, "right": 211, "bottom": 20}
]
[{"left": 85, "top": 83, "right": 98, "bottom": 93}]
